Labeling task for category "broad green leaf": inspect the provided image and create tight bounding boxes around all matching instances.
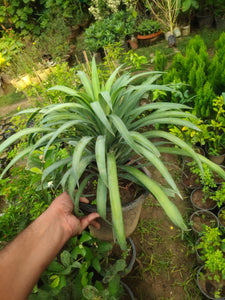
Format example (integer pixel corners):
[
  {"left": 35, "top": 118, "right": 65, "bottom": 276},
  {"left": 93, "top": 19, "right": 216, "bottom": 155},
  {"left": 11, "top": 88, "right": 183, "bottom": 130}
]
[
  {"left": 48, "top": 85, "right": 79, "bottom": 96},
  {"left": 77, "top": 71, "right": 94, "bottom": 99},
  {"left": 123, "top": 166, "right": 187, "bottom": 230},
  {"left": 107, "top": 153, "right": 127, "bottom": 251},
  {"left": 95, "top": 135, "right": 108, "bottom": 186},
  {"left": 130, "top": 131, "right": 160, "bottom": 157},
  {"left": 50, "top": 275, "right": 60, "bottom": 288},
  {"left": 0, "top": 146, "right": 33, "bottom": 180},
  {"left": 41, "top": 102, "right": 84, "bottom": 116},
  {"left": 30, "top": 167, "right": 42, "bottom": 174},
  {"left": 91, "top": 57, "right": 100, "bottom": 101},
  {"left": 92, "top": 257, "right": 101, "bottom": 273},
  {"left": 0, "top": 127, "right": 52, "bottom": 155},
  {"left": 105, "top": 64, "right": 124, "bottom": 92},
  {"left": 91, "top": 102, "right": 114, "bottom": 135},
  {"left": 60, "top": 250, "right": 71, "bottom": 267}
]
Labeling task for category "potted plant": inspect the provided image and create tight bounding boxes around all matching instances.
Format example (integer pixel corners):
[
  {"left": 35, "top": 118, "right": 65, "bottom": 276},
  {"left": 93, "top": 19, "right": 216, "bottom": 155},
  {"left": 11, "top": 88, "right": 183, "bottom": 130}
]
[
  {"left": 196, "top": 226, "right": 225, "bottom": 299},
  {"left": 136, "top": 19, "right": 161, "bottom": 40},
  {"left": 2, "top": 58, "right": 225, "bottom": 250},
  {"left": 145, "top": 0, "right": 181, "bottom": 46},
  {"left": 214, "top": 0, "right": 225, "bottom": 29},
  {"left": 190, "top": 210, "right": 219, "bottom": 235},
  {"left": 196, "top": 0, "right": 214, "bottom": 28}
]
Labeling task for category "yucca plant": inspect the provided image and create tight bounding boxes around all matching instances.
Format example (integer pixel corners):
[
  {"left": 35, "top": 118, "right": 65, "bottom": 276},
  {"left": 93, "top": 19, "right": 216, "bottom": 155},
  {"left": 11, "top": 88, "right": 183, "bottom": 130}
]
[{"left": 1, "top": 58, "right": 225, "bottom": 250}]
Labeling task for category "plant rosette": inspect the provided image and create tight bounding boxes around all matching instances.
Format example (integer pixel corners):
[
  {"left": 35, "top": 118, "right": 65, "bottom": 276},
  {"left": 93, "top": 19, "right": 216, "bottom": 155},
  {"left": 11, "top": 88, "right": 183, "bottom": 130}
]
[
  {"left": 2, "top": 58, "right": 225, "bottom": 250},
  {"left": 190, "top": 210, "right": 219, "bottom": 235}
]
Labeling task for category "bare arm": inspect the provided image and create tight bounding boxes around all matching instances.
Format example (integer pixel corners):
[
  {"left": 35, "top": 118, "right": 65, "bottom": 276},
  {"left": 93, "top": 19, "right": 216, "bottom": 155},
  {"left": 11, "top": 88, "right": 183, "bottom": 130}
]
[{"left": 0, "top": 192, "right": 99, "bottom": 300}]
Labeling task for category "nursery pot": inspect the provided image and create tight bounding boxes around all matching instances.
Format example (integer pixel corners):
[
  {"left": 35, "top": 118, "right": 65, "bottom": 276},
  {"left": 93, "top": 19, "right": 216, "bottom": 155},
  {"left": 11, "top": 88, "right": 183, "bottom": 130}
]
[
  {"left": 197, "top": 265, "right": 225, "bottom": 299},
  {"left": 190, "top": 210, "right": 219, "bottom": 235},
  {"left": 80, "top": 192, "right": 148, "bottom": 241},
  {"left": 195, "top": 237, "right": 204, "bottom": 264},
  {"left": 181, "top": 25, "right": 190, "bottom": 36},
  {"left": 190, "top": 188, "right": 217, "bottom": 212},
  {"left": 197, "top": 14, "right": 214, "bottom": 29},
  {"left": 181, "top": 169, "right": 201, "bottom": 192}
]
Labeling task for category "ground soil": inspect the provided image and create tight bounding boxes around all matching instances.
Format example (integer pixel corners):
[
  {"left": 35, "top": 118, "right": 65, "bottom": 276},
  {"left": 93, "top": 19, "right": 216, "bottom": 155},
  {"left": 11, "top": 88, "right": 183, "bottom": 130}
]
[
  {"left": 122, "top": 152, "right": 206, "bottom": 300},
  {"left": 0, "top": 98, "right": 30, "bottom": 119}
]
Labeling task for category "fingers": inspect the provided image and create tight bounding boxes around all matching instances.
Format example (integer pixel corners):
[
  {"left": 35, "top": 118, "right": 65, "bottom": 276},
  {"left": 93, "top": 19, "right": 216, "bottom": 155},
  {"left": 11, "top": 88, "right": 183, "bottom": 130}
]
[
  {"left": 79, "top": 213, "right": 100, "bottom": 233},
  {"left": 79, "top": 196, "right": 89, "bottom": 204}
]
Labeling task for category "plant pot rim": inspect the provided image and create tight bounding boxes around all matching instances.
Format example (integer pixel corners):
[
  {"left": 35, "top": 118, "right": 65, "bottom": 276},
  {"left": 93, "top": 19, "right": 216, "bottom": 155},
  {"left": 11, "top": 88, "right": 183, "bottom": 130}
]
[
  {"left": 137, "top": 30, "right": 161, "bottom": 40},
  {"left": 197, "top": 265, "right": 225, "bottom": 300},
  {"left": 190, "top": 187, "right": 218, "bottom": 211},
  {"left": 190, "top": 209, "right": 219, "bottom": 234}
]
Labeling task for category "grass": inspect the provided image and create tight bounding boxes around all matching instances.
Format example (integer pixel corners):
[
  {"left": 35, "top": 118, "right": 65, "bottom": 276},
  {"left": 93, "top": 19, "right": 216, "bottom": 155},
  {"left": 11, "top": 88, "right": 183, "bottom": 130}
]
[{"left": 0, "top": 91, "right": 26, "bottom": 108}]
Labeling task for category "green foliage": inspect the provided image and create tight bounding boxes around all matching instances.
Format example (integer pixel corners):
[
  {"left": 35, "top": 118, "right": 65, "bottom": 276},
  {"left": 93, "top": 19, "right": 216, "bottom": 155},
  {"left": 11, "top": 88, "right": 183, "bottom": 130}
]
[
  {"left": 29, "top": 231, "right": 117, "bottom": 300},
  {"left": 0, "top": 58, "right": 208, "bottom": 249},
  {"left": 123, "top": 50, "right": 148, "bottom": 69},
  {"left": 194, "top": 81, "right": 215, "bottom": 119},
  {"left": 211, "top": 183, "right": 225, "bottom": 208},
  {"left": 137, "top": 19, "right": 160, "bottom": 35},
  {"left": 0, "top": 166, "right": 50, "bottom": 244},
  {"left": 84, "top": 10, "right": 136, "bottom": 52},
  {"left": 154, "top": 50, "right": 167, "bottom": 72}
]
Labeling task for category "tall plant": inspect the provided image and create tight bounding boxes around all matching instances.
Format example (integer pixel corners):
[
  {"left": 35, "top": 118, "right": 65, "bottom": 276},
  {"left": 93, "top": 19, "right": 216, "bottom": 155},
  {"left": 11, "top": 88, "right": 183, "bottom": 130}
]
[{"left": 2, "top": 58, "right": 225, "bottom": 250}]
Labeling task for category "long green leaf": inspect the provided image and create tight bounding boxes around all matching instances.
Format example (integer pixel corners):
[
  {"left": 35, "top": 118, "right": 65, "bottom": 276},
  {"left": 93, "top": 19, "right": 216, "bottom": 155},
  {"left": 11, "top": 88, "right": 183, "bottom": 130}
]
[
  {"left": 0, "top": 127, "right": 52, "bottom": 155},
  {"left": 144, "top": 130, "right": 203, "bottom": 175},
  {"left": 91, "top": 57, "right": 100, "bottom": 101},
  {"left": 91, "top": 102, "right": 114, "bottom": 135},
  {"left": 95, "top": 135, "right": 108, "bottom": 186},
  {"left": 74, "top": 174, "right": 93, "bottom": 215},
  {"left": 77, "top": 71, "right": 94, "bottom": 99},
  {"left": 134, "top": 143, "right": 181, "bottom": 197},
  {"left": 41, "top": 103, "right": 84, "bottom": 116},
  {"left": 48, "top": 85, "right": 79, "bottom": 96},
  {"left": 96, "top": 176, "right": 107, "bottom": 220},
  {"left": 43, "top": 120, "right": 81, "bottom": 158},
  {"left": 72, "top": 137, "right": 93, "bottom": 185},
  {"left": 123, "top": 166, "right": 187, "bottom": 231},
  {"left": 0, "top": 146, "right": 33, "bottom": 179},
  {"left": 105, "top": 64, "right": 124, "bottom": 92},
  {"left": 130, "top": 131, "right": 160, "bottom": 157},
  {"left": 107, "top": 153, "right": 127, "bottom": 250},
  {"left": 41, "top": 157, "right": 71, "bottom": 184}
]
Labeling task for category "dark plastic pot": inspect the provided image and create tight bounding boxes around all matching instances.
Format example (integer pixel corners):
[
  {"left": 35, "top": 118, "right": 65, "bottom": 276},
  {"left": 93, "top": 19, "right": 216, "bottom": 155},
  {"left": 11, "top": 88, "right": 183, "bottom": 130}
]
[
  {"left": 197, "top": 265, "right": 225, "bottom": 299},
  {"left": 120, "top": 281, "right": 135, "bottom": 300},
  {"left": 190, "top": 210, "right": 219, "bottom": 235},
  {"left": 190, "top": 188, "right": 217, "bottom": 212}
]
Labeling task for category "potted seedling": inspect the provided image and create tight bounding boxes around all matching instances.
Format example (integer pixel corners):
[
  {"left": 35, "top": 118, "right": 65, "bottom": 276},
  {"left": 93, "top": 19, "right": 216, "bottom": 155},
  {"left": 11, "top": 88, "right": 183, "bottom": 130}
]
[
  {"left": 2, "top": 58, "right": 225, "bottom": 250},
  {"left": 196, "top": 226, "right": 225, "bottom": 299},
  {"left": 137, "top": 19, "right": 161, "bottom": 40}
]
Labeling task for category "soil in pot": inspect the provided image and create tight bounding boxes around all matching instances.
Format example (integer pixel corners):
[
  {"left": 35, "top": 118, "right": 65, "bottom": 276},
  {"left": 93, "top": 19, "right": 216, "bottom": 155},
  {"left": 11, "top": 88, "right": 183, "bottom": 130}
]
[
  {"left": 181, "top": 169, "right": 201, "bottom": 191},
  {"left": 191, "top": 188, "right": 217, "bottom": 211},
  {"left": 197, "top": 265, "right": 225, "bottom": 299},
  {"left": 190, "top": 210, "right": 219, "bottom": 234}
]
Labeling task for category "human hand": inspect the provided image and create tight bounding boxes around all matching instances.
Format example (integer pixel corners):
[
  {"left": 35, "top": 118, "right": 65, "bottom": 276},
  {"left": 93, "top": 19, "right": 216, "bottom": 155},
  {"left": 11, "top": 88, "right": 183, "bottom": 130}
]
[{"left": 48, "top": 191, "right": 100, "bottom": 238}]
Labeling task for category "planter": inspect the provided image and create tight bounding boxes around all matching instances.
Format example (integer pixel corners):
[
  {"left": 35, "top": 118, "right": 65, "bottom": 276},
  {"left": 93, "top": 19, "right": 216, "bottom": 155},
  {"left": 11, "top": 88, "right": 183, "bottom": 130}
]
[
  {"left": 137, "top": 30, "right": 162, "bottom": 40},
  {"left": 207, "top": 153, "right": 225, "bottom": 165},
  {"left": 197, "top": 14, "right": 214, "bottom": 29},
  {"left": 213, "top": 166, "right": 225, "bottom": 185},
  {"left": 80, "top": 192, "right": 148, "bottom": 241},
  {"left": 173, "top": 27, "right": 181, "bottom": 37},
  {"left": 215, "top": 17, "right": 225, "bottom": 30},
  {"left": 218, "top": 207, "right": 225, "bottom": 229},
  {"left": 197, "top": 265, "right": 225, "bottom": 299},
  {"left": 164, "top": 31, "right": 172, "bottom": 41},
  {"left": 181, "top": 25, "right": 190, "bottom": 36},
  {"left": 120, "top": 281, "right": 135, "bottom": 300},
  {"left": 127, "top": 37, "right": 138, "bottom": 50},
  {"left": 191, "top": 188, "right": 217, "bottom": 211},
  {"left": 190, "top": 210, "right": 219, "bottom": 235},
  {"left": 168, "top": 34, "right": 176, "bottom": 48}
]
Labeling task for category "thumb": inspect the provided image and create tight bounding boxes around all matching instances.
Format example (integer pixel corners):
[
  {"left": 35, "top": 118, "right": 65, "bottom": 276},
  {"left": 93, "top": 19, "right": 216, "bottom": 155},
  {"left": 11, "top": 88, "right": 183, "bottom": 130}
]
[{"left": 79, "top": 213, "right": 100, "bottom": 233}]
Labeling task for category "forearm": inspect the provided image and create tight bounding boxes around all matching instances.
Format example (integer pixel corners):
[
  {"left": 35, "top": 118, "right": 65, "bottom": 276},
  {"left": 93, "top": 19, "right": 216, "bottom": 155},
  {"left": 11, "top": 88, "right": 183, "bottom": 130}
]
[{"left": 0, "top": 204, "right": 71, "bottom": 300}]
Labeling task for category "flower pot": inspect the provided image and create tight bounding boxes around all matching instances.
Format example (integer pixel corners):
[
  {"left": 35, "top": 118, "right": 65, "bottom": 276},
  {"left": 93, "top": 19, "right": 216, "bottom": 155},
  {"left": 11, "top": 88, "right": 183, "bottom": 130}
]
[
  {"left": 190, "top": 210, "right": 219, "bottom": 235},
  {"left": 173, "top": 27, "right": 181, "bottom": 37},
  {"left": 190, "top": 188, "right": 217, "bottom": 212},
  {"left": 197, "top": 14, "right": 214, "bottom": 29},
  {"left": 80, "top": 192, "right": 148, "bottom": 241},
  {"left": 215, "top": 17, "right": 225, "bottom": 30},
  {"left": 120, "top": 281, "right": 135, "bottom": 300},
  {"left": 127, "top": 38, "right": 138, "bottom": 50},
  {"left": 164, "top": 31, "right": 172, "bottom": 41},
  {"left": 137, "top": 30, "right": 162, "bottom": 40},
  {"left": 207, "top": 153, "right": 225, "bottom": 165},
  {"left": 181, "top": 25, "right": 190, "bottom": 36},
  {"left": 197, "top": 265, "right": 225, "bottom": 299},
  {"left": 168, "top": 34, "right": 176, "bottom": 48},
  {"left": 195, "top": 237, "right": 204, "bottom": 264}
]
